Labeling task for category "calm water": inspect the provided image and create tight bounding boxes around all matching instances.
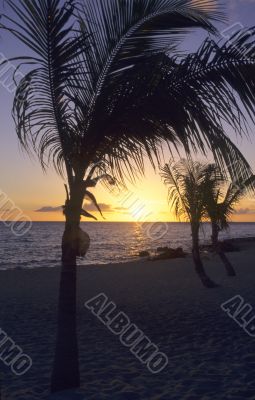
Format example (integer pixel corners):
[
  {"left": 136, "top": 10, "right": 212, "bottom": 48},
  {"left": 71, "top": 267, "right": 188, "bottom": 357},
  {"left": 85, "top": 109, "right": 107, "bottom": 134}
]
[{"left": 0, "top": 222, "right": 254, "bottom": 270}]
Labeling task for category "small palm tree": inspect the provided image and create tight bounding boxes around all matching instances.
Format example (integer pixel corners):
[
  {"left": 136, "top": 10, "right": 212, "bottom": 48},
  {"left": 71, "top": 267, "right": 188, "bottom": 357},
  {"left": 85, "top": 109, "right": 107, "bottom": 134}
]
[
  {"left": 205, "top": 174, "right": 255, "bottom": 276},
  {"left": 161, "top": 159, "right": 218, "bottom": 288}
]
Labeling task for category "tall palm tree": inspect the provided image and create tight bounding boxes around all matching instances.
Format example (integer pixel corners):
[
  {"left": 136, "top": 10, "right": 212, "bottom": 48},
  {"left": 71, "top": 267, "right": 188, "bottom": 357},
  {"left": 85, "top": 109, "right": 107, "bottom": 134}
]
[
  {"left": 2, "top": 0, "right": 255, "bottom": 393},
  {"left": 161, "top": 159, "right": 218, "bottom": 287},
  {"left": 205, "top": 174, "right": 255, "bottom": 276}
]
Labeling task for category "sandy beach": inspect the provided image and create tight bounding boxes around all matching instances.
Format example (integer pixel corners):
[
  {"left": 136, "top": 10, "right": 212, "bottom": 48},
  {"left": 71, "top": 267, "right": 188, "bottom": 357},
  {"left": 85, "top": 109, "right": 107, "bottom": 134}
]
[{"left": 1, "top": 240, "right": 255, "bottom": 399}]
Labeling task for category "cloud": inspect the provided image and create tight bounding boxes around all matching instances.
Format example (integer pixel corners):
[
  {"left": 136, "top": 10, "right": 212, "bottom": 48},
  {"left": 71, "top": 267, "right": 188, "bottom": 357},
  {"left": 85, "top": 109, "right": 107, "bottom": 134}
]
[
  {"left": 234, "top": 208, "right": 255, "bottom": 215},
  {"left": 114, "top": 206, "right": 128, "bottom": 211},
  {"left": 83, "top": 203, "right": 130, "bottom": 213},
  {"left": 36, "top": 206, "right": 62, "bottom": 212},
  {"left": 36, "top": 202, "right": 114, "bottom": 213},
  {"left": 83, "top": 202, "right": 112, "bottom": 212}
]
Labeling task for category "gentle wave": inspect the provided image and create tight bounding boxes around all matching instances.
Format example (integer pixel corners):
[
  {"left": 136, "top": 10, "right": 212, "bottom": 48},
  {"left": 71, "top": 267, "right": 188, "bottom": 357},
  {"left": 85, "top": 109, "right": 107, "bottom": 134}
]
[{"left": 0, "top": 222, "right": 254, "bottom": 270}]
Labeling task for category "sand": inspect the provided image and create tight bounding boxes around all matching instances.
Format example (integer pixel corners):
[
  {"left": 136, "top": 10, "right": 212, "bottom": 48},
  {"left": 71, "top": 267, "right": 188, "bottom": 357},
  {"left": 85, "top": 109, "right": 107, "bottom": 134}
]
[{"left": 1, "top": 241, "right": 255, "bottom": 399}]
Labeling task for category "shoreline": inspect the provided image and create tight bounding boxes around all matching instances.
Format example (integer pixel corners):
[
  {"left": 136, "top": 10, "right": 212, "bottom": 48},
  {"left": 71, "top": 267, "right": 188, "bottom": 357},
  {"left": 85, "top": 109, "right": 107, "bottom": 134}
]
[{"left": 0, "top": 236, "right": 254, "bottom": 272}]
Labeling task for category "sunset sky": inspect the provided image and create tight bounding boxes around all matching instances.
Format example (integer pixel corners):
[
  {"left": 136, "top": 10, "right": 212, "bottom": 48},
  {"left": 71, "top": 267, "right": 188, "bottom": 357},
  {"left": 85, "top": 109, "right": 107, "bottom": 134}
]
[{"left": 0, "top": 0, "right": 255, "bottom": 223}]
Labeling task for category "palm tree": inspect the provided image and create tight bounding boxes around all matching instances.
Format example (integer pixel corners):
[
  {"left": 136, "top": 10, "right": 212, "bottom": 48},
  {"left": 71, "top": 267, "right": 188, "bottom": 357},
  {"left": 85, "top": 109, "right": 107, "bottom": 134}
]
[
  {"left": 2, "top": 0, "right": 255, "bottom": 392},
  {"left": 161, "top": 159, "right": 218, "bottom": 288},
  {"left": 204, "top": 174, "right": 255, "bottom": 277}
]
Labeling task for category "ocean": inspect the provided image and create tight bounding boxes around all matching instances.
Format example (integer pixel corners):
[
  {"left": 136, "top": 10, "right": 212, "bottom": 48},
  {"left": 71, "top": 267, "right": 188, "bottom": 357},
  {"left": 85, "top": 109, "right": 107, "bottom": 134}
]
[{"left": 0, "top": 222, "right": 254, "bottom": 270}]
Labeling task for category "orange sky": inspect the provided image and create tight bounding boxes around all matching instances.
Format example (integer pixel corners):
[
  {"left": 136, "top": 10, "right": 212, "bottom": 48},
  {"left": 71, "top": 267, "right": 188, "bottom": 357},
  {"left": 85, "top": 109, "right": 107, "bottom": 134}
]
[{"left": 3, "top": 156, "right": 254, "bottom": 223}]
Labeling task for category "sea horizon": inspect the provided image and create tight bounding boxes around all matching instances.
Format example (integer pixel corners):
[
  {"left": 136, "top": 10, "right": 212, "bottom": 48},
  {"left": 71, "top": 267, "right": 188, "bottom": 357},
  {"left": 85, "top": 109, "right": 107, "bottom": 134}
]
[{"left": 1, "top": 221, "right": 254, "bottom": 270}]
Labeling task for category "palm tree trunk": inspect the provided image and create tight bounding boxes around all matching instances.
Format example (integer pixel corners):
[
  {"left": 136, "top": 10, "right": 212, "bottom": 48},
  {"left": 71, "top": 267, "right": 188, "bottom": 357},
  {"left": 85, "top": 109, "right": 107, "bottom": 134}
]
[
  {"left": 51, "top": 183, "right": 84, "bottom": 393},
  {"left": 211, "top": 222, "right": 236, "bottom": 277},
  {"left": 192, "top": 224, "right": 217, "bottom": 288},
  {"left": 51, "top": 261, "right": 80, "bottom": 393}
]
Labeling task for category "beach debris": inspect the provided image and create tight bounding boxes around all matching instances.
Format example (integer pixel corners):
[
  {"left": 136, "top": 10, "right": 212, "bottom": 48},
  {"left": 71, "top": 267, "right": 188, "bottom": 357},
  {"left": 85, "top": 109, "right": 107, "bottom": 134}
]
[
  {"left": 138, "top": 246, "right": 186, "bottom": 260},
  {"left": 139, "top": 250, "right": 150, "bottom": 257},
  {"left": 150, "top": 246, "right": 186, "bottom": 261},
  {"left": 156, "top": 246, "right": 169, "bottom": 253}
]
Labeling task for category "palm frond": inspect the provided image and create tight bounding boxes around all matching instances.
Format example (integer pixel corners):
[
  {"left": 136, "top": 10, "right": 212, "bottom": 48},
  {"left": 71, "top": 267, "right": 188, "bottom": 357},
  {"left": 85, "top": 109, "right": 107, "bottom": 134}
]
[
  {"left": 167, "top": 29, "right": 255, "bottom": 179},
  {"left": 128, "top": 28, "right": 255, "bottom": 181},
  {"left": 223, "top": 175, "right": 255, "bottom": 209},
  {"left": 204, "top": 165, "right": 255, "bottom": 230},
  {"left": 3, "top": 1, "right": 255, "bottom": 195},
  {"left": 160, "top": 159, "right": 211, "bottom": 223},
  {"left": 77, "top": 0, "right": 221, "bottom": 97},
  {"left": 80, "top": 208, "right": 97, "bottom": 220},
  {"left": 65, "top": 0, "right": 223, "bottom": 181},
  {"left": 90, "top": 28, "right": 255, "bottom": 185},
  {"left": 84, "top": 190, "right": 105, "bottom": 219},
  {"left": 0, "top": 0, "right": 86, "bottom": 181}
]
